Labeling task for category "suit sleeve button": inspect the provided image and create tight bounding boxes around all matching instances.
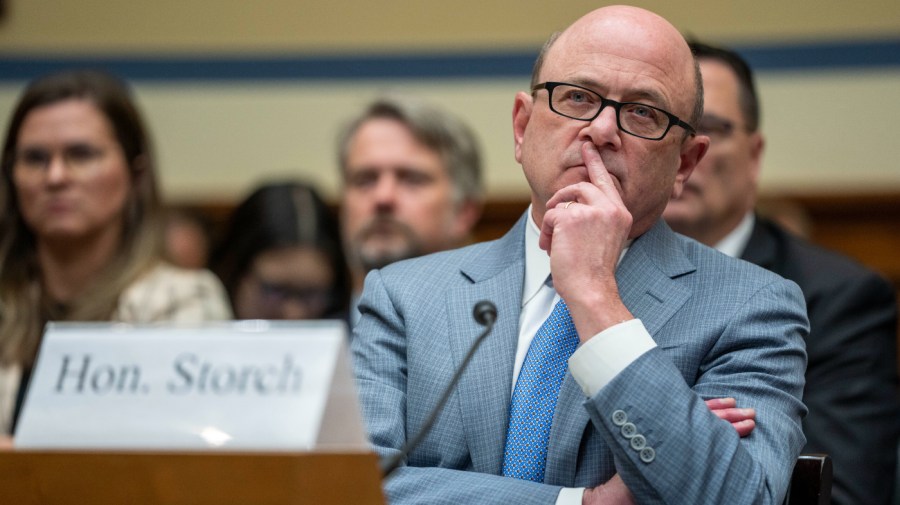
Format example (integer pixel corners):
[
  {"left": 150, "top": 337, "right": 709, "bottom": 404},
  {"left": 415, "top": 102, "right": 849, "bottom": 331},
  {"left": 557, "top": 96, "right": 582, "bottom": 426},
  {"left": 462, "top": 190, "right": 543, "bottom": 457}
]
[
  {"left": 620, "top": 422, "right": 637, "bottom": 438},
  {"left": 640, "top": 447, "right": 656, "bottom": 463},
  {"left": 630, "top": 434, "right": 646, "bottom": 450},
  {"left": 611, "top": 410, "right": 628, "bottom": 426}
]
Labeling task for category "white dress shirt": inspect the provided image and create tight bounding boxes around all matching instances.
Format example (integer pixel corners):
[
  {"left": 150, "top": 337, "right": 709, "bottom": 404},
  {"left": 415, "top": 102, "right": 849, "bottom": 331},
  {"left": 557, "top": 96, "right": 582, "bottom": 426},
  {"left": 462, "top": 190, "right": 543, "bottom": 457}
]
[
  {"left": 518, "top": 208, "right": 657, "bottom": 504},
  {"left": 713, "top": 212, "right": 755, "bottom": 258}
]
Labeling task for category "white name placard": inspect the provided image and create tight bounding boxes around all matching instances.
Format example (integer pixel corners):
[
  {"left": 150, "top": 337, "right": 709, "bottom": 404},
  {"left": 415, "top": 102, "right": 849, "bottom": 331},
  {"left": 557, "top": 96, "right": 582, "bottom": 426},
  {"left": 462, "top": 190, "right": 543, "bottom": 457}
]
[{"left": 15, "top": 320, "right": 368, "bottom": 452}]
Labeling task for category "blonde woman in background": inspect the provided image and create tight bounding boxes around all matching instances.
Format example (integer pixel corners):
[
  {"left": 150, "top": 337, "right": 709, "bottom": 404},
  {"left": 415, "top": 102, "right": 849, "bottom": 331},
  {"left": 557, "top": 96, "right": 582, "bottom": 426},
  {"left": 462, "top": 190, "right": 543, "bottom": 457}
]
[{"left": 0, "top": 70, "right": 231, "bottom": 441}]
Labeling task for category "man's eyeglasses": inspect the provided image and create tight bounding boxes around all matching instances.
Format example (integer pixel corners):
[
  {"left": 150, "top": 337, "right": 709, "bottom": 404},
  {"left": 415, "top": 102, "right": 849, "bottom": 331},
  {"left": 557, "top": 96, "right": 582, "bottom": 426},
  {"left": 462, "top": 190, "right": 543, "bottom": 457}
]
[{"left": 532, "top": 81, "right": 696, "bottom": 141}]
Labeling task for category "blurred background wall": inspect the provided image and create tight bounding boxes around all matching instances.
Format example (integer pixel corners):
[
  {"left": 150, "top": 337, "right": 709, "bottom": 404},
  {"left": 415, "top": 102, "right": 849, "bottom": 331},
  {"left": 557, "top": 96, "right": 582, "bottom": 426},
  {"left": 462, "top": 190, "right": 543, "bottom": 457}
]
[
  {"left": 2, "top": 0, "right": 900, "bottom": 287},
  {"left": 1, "top": 0, "right": 898, "bottom": 202}
]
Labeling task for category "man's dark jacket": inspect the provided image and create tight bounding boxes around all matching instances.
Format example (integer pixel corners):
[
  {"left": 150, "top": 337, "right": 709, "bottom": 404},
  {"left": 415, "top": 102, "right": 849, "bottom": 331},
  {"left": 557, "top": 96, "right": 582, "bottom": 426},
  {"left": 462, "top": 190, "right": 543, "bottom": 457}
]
[{"left": 742, "top": 216, "right": 900, "bottom": 505}]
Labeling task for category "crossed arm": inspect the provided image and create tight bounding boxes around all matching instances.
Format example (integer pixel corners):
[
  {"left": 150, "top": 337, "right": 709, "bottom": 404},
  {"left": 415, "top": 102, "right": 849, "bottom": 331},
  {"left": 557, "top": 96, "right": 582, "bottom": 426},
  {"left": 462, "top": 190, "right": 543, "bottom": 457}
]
[
  {"left": 595, "top": 399, "right": 756, "bottom": 505},
  {"left": 353, "top": 267, "right": 799, "bottom": 505}
]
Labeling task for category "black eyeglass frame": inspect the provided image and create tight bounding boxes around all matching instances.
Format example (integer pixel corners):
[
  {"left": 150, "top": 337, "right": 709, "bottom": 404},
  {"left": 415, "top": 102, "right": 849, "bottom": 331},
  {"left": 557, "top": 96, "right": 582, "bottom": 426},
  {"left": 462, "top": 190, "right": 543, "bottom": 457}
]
[{"left": 532, "top": 81, "right": 696, "bottom": 141}]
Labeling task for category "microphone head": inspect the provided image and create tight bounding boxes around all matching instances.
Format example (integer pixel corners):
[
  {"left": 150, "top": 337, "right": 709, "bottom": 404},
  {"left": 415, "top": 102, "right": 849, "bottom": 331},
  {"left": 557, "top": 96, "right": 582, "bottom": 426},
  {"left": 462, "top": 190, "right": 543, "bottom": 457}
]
[{"left": 473, "top": 301, "right": 497, "bottom": 326}]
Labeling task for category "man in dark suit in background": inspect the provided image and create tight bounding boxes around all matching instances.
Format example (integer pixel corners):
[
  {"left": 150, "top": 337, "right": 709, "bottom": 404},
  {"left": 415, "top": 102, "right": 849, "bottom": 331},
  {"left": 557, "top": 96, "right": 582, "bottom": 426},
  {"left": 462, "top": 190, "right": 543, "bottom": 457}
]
[{"left": 664, "top": 41, "right": 900, "bottom": 505}]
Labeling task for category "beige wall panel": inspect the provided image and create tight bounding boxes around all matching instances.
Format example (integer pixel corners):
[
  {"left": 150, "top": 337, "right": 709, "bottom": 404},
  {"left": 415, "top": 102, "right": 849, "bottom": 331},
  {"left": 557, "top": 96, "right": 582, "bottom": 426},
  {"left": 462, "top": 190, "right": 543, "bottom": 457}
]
[
  {"left": 0, "top": 80, "right": 532, "bottom": 202},
  {"left": 129, "top": 80, "right": 532, "bottom": 201},
  {"left": 758, "top": 69, "right": 900, "bottom": 194},
  {"left": 3, "top": 69, "right": 899, "bottom": 203},
  {"left": 1, "top": 0, "right": 898, "bottom": 52}
]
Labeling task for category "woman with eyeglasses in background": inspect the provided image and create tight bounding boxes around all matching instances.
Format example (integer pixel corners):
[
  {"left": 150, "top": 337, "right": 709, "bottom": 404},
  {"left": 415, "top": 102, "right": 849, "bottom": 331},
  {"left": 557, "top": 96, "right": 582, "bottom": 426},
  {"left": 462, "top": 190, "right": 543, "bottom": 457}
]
[
  {"left": 211, "top": 181, "right": 350, "bottom": 322},
  {"left": 0, "top": 70, "right": 232, "bottom": 442}
]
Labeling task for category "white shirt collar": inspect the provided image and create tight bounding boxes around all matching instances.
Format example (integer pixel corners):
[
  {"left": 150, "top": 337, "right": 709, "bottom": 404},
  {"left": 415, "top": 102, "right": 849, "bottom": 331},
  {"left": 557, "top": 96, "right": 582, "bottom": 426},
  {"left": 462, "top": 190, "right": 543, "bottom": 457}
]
[
  {"left": 713, "top": 212, "right": 755, "bottom": 258},
  {"left": 523, "top": 206, "right": 552, "bottom": 307}
]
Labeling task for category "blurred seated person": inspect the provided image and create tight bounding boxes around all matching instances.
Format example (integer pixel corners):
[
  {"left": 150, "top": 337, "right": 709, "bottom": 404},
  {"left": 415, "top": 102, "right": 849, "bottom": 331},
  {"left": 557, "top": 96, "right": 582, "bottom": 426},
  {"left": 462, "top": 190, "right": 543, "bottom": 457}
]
[
  {"left": 163, "top": 206, "right": 213, "bottom": 269},
  {"left": 0, "top": 70, "right": 232, "bottom": 438},
  {"left": 211, "top": 181, "right": 350, "bottom": 321},
  {"left": 337, "top": 96, "right": 484, "bottom": 324},
  {"left": 663, "top": 41, "right": 899, "bottom": 505}
]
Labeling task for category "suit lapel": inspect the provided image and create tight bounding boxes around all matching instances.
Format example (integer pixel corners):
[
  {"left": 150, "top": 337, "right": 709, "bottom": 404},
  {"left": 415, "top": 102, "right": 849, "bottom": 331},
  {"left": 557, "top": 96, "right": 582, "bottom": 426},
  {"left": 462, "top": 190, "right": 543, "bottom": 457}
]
[
  {"left": 617, "top": 220, "right": 694, "bottom": 337},
  {"left": 546, "top": 220, "right": 695, "bottom": 485},
  {"left": 447, "top": 216, "right": 527, "bottom": 475}
]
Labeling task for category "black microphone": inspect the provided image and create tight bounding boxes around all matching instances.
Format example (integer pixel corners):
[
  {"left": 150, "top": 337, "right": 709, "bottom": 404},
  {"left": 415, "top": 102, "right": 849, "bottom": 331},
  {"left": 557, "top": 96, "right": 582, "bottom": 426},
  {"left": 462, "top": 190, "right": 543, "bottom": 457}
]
[
  {"left": 473, "top": 300, "right": 497, "bottom": 327},
  {"left": 380, "top": 300, "right": 498, "bottom": 478}
]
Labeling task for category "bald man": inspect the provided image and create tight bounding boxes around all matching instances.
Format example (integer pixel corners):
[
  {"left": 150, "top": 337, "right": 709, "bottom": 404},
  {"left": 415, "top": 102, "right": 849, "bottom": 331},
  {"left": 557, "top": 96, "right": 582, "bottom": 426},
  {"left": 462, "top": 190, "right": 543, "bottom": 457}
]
[{"left": 352, "top": 6, "right": 807, "bottom": 504}]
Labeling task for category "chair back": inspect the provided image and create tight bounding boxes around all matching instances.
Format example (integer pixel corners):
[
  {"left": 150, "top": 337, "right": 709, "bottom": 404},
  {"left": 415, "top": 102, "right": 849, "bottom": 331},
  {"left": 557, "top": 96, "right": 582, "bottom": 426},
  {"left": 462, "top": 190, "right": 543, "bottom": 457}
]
[{"left": 784, "top": 454, "right": 832, "bottom": 505}]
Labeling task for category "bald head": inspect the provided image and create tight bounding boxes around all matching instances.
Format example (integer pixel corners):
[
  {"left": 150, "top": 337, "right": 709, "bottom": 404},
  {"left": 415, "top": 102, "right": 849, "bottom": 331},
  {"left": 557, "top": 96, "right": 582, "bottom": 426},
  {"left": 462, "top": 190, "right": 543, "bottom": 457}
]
[
  {"left": 515, "top": 4, "right": 709, "bottom": 237},
  {"left": 532, "top": 5, "right": 702, "bottom": 127},
  {"left": 573, "top": 6, "right": 692, "bottom": 53}
]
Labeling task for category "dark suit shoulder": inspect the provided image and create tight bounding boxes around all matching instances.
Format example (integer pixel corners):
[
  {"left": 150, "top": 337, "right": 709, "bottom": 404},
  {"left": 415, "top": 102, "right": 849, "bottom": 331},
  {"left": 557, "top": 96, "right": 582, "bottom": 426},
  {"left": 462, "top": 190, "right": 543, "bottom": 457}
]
[
  {"left": 745, "top": 218, "right": 895, "bottom": 302},
  {"left": 674, "top": 229, "right": 793, "bottom": 291}
]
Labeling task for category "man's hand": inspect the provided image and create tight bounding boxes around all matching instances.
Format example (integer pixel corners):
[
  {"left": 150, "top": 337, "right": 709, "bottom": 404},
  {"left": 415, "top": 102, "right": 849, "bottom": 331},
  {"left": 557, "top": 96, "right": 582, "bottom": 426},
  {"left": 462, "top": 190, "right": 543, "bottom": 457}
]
[
  {"left": 706, "top": 397, "right": 756, "bottom": 437},
  {"left": 0, "top": 435, "right": 12, "bottom": 450},
  {"left": 583, "top": 474, "right": 635, "bottom": 505},
  {"left": 540, "top": 142, "right": 634, "bottom": 339}
]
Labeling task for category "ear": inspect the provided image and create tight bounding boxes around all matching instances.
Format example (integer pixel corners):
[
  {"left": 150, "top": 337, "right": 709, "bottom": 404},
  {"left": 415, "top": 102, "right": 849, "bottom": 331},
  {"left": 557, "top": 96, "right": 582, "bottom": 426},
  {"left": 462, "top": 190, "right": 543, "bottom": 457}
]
[
  {"left": 671, "top": 134, "right": 709, "bottom": 199},
  {"left": 450, "top": 198, "right": 484, "bottom": 242},
  {"left": 512, "top": 91, "right": 534, "bottom": 164}
]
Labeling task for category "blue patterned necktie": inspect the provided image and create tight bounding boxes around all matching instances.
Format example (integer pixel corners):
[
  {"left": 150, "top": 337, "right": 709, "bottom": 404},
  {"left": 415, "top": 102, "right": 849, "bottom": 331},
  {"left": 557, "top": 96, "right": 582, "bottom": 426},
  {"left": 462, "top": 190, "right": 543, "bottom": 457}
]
[{"left": 502, "top": 298, "right": 579, "bottom": 482}]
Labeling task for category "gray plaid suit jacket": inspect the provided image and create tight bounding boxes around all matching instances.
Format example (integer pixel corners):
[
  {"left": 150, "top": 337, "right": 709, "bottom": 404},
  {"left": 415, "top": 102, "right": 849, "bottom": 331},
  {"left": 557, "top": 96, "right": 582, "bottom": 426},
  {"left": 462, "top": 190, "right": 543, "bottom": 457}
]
[{"left": 352, "top": 214, "right": 808, "bottom": 504}]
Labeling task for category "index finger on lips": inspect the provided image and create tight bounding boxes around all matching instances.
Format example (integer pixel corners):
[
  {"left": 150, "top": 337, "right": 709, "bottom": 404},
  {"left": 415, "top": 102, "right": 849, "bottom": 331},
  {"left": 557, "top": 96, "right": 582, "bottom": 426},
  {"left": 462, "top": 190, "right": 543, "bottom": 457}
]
[{"left": 582, "top": 142, "right": 618, "bottom": 195}]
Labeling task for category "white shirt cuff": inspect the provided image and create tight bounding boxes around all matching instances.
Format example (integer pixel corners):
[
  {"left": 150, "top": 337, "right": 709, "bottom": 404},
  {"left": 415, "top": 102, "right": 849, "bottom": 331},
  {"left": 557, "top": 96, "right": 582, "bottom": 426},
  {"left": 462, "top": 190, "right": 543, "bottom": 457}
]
[
  {"left": 556, "top": 487, "right": 586, "bottom": 505},
  {"left": 568, "top": 319, "right": 656, "bottom": 397}
]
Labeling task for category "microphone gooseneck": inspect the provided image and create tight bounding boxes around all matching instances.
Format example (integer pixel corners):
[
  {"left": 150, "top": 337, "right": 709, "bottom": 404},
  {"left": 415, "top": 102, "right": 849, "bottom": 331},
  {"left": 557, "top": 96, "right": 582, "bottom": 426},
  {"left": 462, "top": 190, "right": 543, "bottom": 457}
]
[{"left": 380, "top": 300, "right": 498, "bottom": 478}]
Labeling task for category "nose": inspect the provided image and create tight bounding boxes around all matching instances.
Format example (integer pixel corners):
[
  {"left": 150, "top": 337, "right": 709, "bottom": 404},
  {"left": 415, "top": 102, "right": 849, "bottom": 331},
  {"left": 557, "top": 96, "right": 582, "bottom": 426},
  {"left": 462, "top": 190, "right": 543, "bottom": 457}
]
[
  {"left": 44, "top": 154, "right": 70, "bottom": 185},
  {"left": 580, "top": 104, "right": 622, "bottom": 150},
  {"left": 372, "top": 173, "right": 398, "bottom": 212}
]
